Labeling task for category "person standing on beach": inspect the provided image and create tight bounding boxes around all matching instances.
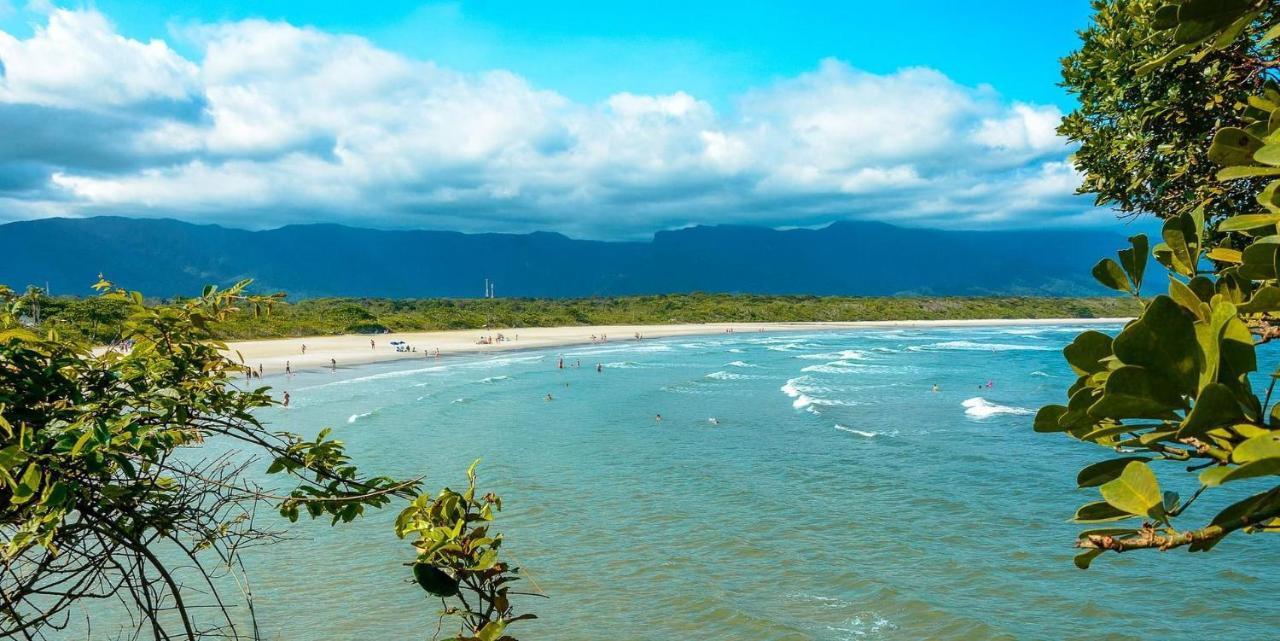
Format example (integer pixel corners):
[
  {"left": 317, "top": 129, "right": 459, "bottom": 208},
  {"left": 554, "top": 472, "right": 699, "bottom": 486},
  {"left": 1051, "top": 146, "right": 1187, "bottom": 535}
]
[
  {"left": 285, "top": 361, "right": 291, "bottom": 376},
  {"left": 301, "top": 344, "right": 306, "bottom": 355},
  {"left": 370, "top": 339, "right": 376, "bottom": 350},
  {"left": 258, "top": 364, "right": 263, "bottom": 377},
  {"left": 330, "top": 358, "right": 337, "bottom": 371}
]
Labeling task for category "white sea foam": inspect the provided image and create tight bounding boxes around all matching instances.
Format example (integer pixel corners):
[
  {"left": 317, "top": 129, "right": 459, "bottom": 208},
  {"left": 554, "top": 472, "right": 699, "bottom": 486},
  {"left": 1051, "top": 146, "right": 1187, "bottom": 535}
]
[
  {"left": 727, "top": 348, "right": 745, "bottom": 353},
  {"left": 705, "top": 370, "right": 750, "bottom": 381},
  {"left": 564, "top": 343, "right": 672, "bottom": 357},
  {"left": 962, "top": 397, "right": 1033, "bottom": 418},
  {"left": 1030, "top": 370, "right": 1051, "bottom": 377},
  {"left": 347, "top": 411, "right": 374, "bottom": 424},
  {"left": 801, "top": 360, "right": 863, "bottom": 374},
  {"left": 726, "top": 360, "right": 757, "bottom": 368},
  {"left": 909, "top": 340, "right": 1055, "bottom": 353},
  {"left": 797, "top": 349, "right": 870, "bottom": 361},
  {"left": 834, "top": 425, "right": 896, "bottom": 438},
  {"left": 298, "top": 364, "right": 448, "bottom": 390},
  {"left": 478, "top": 375, "right": 512, "bottom": 384}
]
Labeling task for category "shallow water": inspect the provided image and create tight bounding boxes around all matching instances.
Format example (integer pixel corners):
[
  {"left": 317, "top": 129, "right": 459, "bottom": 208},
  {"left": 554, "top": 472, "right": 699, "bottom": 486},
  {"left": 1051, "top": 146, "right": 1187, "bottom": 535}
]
[{"left": 95, "top": 325, "right": 1280, "bottom": 639}]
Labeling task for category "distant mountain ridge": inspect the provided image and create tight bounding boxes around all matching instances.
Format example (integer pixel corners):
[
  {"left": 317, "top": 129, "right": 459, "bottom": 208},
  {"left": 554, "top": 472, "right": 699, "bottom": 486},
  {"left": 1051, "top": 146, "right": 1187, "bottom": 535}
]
[{"left": 1, "top": 216, "right": 1126, "bottom": 298}]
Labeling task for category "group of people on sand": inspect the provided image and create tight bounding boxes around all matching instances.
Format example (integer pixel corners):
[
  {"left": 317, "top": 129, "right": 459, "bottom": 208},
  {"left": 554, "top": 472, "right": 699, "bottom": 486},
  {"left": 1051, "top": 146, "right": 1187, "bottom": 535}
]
[{"left": 589, "top": 334, "right": 609, "bottom": 343}]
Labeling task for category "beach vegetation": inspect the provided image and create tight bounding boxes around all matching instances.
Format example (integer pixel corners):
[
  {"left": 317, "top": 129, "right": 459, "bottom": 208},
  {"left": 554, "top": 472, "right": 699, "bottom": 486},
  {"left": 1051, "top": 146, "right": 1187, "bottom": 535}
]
[
  {"left": 0, "top": 279, "right": 530, "bottom": 640},
  {"left": 1044, "top": 0, "right": 1280, "bottom": 567}
]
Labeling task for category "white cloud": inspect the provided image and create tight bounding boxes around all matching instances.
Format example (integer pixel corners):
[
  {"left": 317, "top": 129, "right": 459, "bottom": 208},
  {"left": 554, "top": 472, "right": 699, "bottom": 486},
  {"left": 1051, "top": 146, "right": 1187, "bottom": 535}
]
[
  {"left": 0, "top": 8, "right": 1096, "bottom": 237},
  {"left": 0, "top": 9, "right": 198, "bottom": 107}
]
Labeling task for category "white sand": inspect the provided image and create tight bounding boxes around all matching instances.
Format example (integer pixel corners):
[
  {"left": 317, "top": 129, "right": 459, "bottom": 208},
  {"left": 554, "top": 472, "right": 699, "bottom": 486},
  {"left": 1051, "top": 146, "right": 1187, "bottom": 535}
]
[{"left": 222, "top": 318, "right": 1130, "bottom": 376}]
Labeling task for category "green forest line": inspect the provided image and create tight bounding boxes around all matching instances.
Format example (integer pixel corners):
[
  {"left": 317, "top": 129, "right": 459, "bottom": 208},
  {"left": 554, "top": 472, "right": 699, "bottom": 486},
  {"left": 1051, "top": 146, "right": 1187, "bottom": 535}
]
[{"left": 22, "top": 291, "right": 1140, "bottom": 342}]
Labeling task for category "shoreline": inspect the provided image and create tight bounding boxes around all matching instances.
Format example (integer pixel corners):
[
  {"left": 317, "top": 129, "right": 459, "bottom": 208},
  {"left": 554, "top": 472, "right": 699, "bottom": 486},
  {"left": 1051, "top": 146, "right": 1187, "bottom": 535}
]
[{"left": 222, "top": 317, "right": 1130, "bottom": 376}]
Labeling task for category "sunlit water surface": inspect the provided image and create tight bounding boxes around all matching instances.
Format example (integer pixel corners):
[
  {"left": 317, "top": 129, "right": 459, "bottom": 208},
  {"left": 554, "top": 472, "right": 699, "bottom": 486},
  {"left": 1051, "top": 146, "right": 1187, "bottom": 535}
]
[{"left": 91, "top": 325, "right": 1280, "bottom": 640}]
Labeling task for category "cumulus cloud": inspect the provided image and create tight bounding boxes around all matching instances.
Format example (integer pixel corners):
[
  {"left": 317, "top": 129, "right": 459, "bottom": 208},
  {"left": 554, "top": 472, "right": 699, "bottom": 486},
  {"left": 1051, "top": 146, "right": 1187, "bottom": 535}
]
[{"left": 0, "top": 8, "right": 1100, "bottom": 237}]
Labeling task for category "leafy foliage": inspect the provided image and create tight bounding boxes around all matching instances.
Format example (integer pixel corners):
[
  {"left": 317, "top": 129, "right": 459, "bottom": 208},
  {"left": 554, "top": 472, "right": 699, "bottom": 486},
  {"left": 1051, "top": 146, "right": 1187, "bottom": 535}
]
[
  {"left": 0, "top": 279, "right": 529, "bottom": 639},
  {"left": 1045, "top": 0, "right": 1280, "bottom": 567},
  {"left": 396, "top": 461, "right": 539, "bottom": 641},
  {"left": 1060, "top": 0, "right": 1278, "bottom": 224}
]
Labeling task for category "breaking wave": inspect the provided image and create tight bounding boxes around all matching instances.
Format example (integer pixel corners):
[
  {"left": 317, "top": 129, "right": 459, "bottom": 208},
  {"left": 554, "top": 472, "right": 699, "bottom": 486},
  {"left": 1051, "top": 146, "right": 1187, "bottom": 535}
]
[{"left": 962, "top": 397, "right": 1033, "bottom": 419}]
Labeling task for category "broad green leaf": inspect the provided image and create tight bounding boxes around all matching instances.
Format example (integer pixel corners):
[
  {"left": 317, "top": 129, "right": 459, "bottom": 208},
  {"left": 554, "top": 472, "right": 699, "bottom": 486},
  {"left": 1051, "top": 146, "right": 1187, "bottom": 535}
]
[
  {"left": 1033, "top": 404, "right": 1069, "bottom": 433},
  {"left": 1063, "top": 331, "right": 1113, "bottom": 376},
  {"left": 1073, "top": 500, "right": 1137, "bottom": 523},
  {"left": 1088, "top": 366, "right": 1183, "bottom": 420},
  {"left": 1219, "top": 165, "right": 1280, "bottom": 180},
  {"left": 1234, "top": 432, "right": 1280, "bottom": 463},
  {"left": 1218, "top": 213, "right": 1280, "bottom": 232},
  {"left": 1099, "top": 461, "right": 1162, "bottom": 518},
  {"left": 1239, "top": 286, "right": 1280, "bottom": 313},
  {"left": 1256, "top": 143, "right": 1280, "bottom": 167},
  {"left": 1178, "top": 383, "right": 1245, "bottom": 438},
  {"left": 1205, "top": 247, "right": 1242, "bottom": 263},
  {"left": 1200, "top": 458, "right": 1280, "bottom": 487},
  {"left": 1111, "top": 296, "right": 1200, "bottom": 395},
  {"left": 1091, "top": 258, "right": 1131, "bottom": 293},
  {"left": 1208, "top": 127, "right": 1264, "bottom": 166},
  {"left": 1077, "top": 457, "right": 1152, "bottom": 488},
  {"left": 1118, "top": 234, "right": 1148, "bottom": 290},
  {"left": 1167, "top": 277, "right": 1207, "bottom": 320}
]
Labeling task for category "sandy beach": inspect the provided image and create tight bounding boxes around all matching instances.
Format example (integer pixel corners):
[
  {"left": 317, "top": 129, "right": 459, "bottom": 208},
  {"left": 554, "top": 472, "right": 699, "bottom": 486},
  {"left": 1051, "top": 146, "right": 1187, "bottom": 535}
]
[{"left": 222, "top": 318, "right": 1130, "bottom": 376}]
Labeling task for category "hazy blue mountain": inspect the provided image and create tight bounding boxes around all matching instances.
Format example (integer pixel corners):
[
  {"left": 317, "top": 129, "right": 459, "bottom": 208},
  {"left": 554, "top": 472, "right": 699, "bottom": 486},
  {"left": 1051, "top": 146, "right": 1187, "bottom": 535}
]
[{"left": 0, "top": 216, "right": 1127, "bottom": 298}]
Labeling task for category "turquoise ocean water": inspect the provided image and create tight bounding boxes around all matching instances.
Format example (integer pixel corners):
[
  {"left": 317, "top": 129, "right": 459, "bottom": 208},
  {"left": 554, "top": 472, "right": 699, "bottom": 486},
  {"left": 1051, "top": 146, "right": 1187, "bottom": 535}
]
[{"left": 107, "top": 325, "right": 1280, "bottom": 639}]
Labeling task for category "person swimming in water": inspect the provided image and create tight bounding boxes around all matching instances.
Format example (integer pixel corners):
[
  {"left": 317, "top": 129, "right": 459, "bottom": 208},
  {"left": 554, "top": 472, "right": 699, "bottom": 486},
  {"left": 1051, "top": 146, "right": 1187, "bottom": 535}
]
[
  {"left": 285, "top": 361, "right": 291, "bottom": 375},
  {"left": 545, "top": 393, "right": 554, "bottom": 401},
  {"left": 282, "top": 391, "right": 290, "bottom": 407},
  {"left": 709, "top": 417, "right": 719, "bottom": 425},
  {"left": 931, "top": 384, "right": 940, "bottom": 392},
  {"left": 655, "top": 414, "right": 663, "bottom": 423},
  {"left": 597, "top": 363, "right": 603, "bottom": 373}
]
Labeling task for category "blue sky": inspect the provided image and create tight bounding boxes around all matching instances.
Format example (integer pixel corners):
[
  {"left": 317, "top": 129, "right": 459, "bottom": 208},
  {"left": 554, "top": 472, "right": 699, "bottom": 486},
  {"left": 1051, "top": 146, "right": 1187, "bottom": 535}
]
[{"left": 0, "top": 1, "right": 1134, "bottom": 238}]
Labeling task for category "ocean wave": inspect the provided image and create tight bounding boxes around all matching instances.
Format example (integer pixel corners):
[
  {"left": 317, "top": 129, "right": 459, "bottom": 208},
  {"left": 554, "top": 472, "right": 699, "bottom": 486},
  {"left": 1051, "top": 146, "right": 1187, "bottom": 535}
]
[
  {"left": 962, "top": 397, "right": 1033, "bottom": 418},
  {"left": 451, "top": 397, "right": 469, "bottom": 404},
  {"left": 564, "top": 343, "right": 672, "bottom": 357},
  {"left": 727, "top": 348, "right": 745, "bottom": 353},
  {"left": 834, "top": 425, "right": 897, "bottom": 438},
  {"left": 705, "top": 370, "right": 750, "bottom": 381},
  {"left": 800, "top": 360, "right": 864, "bottom": 374},
  {"left": 298, "top": 364, "right": 447, "bottom": 389},
  {"left": 797, "top": 349, "right": 870, "bottom": 361},
  {"left": 347, "top": 410, "right": 375, "bottom": 423},
  {"left": 726, "top": 360, "right": 757, "bottom": 368},
  {"left": 478, "top": 375, "right": 512, "bottom": 383},
  {"left": 1030, "top": 370, "right": 1051, "bottom": 377},
  {"left": 908, "top": 340, "right": 1055, "bottom": 353}
]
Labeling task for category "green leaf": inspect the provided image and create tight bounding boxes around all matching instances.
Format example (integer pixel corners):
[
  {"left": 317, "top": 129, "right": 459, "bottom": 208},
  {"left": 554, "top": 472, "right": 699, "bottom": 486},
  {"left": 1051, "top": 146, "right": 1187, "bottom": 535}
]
[
  {"left": 1178, "top": 383, "right": 1245, "bottom": 438},
  {"left": 1091, "top": 258, "right": 1131, "bottom": 293},
  {"left": 1218, "top": 165, "right": 1280, "bottom": 180},
  {"left": 1219, "top": 213, "right": 1280, "bottom": 232},
  {"left": 1234, "top": 432, "right": 1280, "bottom": 463},
  {"left": 11, "top": 463, "right": 41, "bottom": 505},
  {"left": 1200, "top": 458, "right": 1280, "bottom": 487},
  {"left": 1077, "top": 457, "right": 1152, "bottom": 488},
  {"left": 476, "top": 620, "right": 507, "bottom": 641},
  {"left": 1208, "top": 127, "right": 1264, "bottom": 166},
  {"left": 1033, "top": 404, "right": 1069, "bottom": 433},
  {"left": 1074, "top": 548, "right": 1104, "bottom": 570},
  {"left": 1118, "top": 234, "right": 1148, "bottom": 291},
  {"left": 1063, "top": 331, "right": 1114, "bottom": 376},
  {"left": 1073, "top": 500, "right": 1137, "bottom": 523},
  {"left": 1088, "top": 366, "right": 1184, "bottom": 420},
  {"left": 1256, "top": 143, "right": 1280, "bottom": 167},
  {"left": 1099, "top": 461, "right": 1162, "bottom": 518},
  {"left": 1111, "top": 296, "right": 1201, "bottom": 395}
]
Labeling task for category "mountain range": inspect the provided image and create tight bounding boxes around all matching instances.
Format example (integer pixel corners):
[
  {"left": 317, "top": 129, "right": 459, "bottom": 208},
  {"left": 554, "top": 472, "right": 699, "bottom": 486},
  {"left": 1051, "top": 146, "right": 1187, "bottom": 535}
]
[{"left": 1, "top": 216, "right": 1129, "bottom": 298}]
